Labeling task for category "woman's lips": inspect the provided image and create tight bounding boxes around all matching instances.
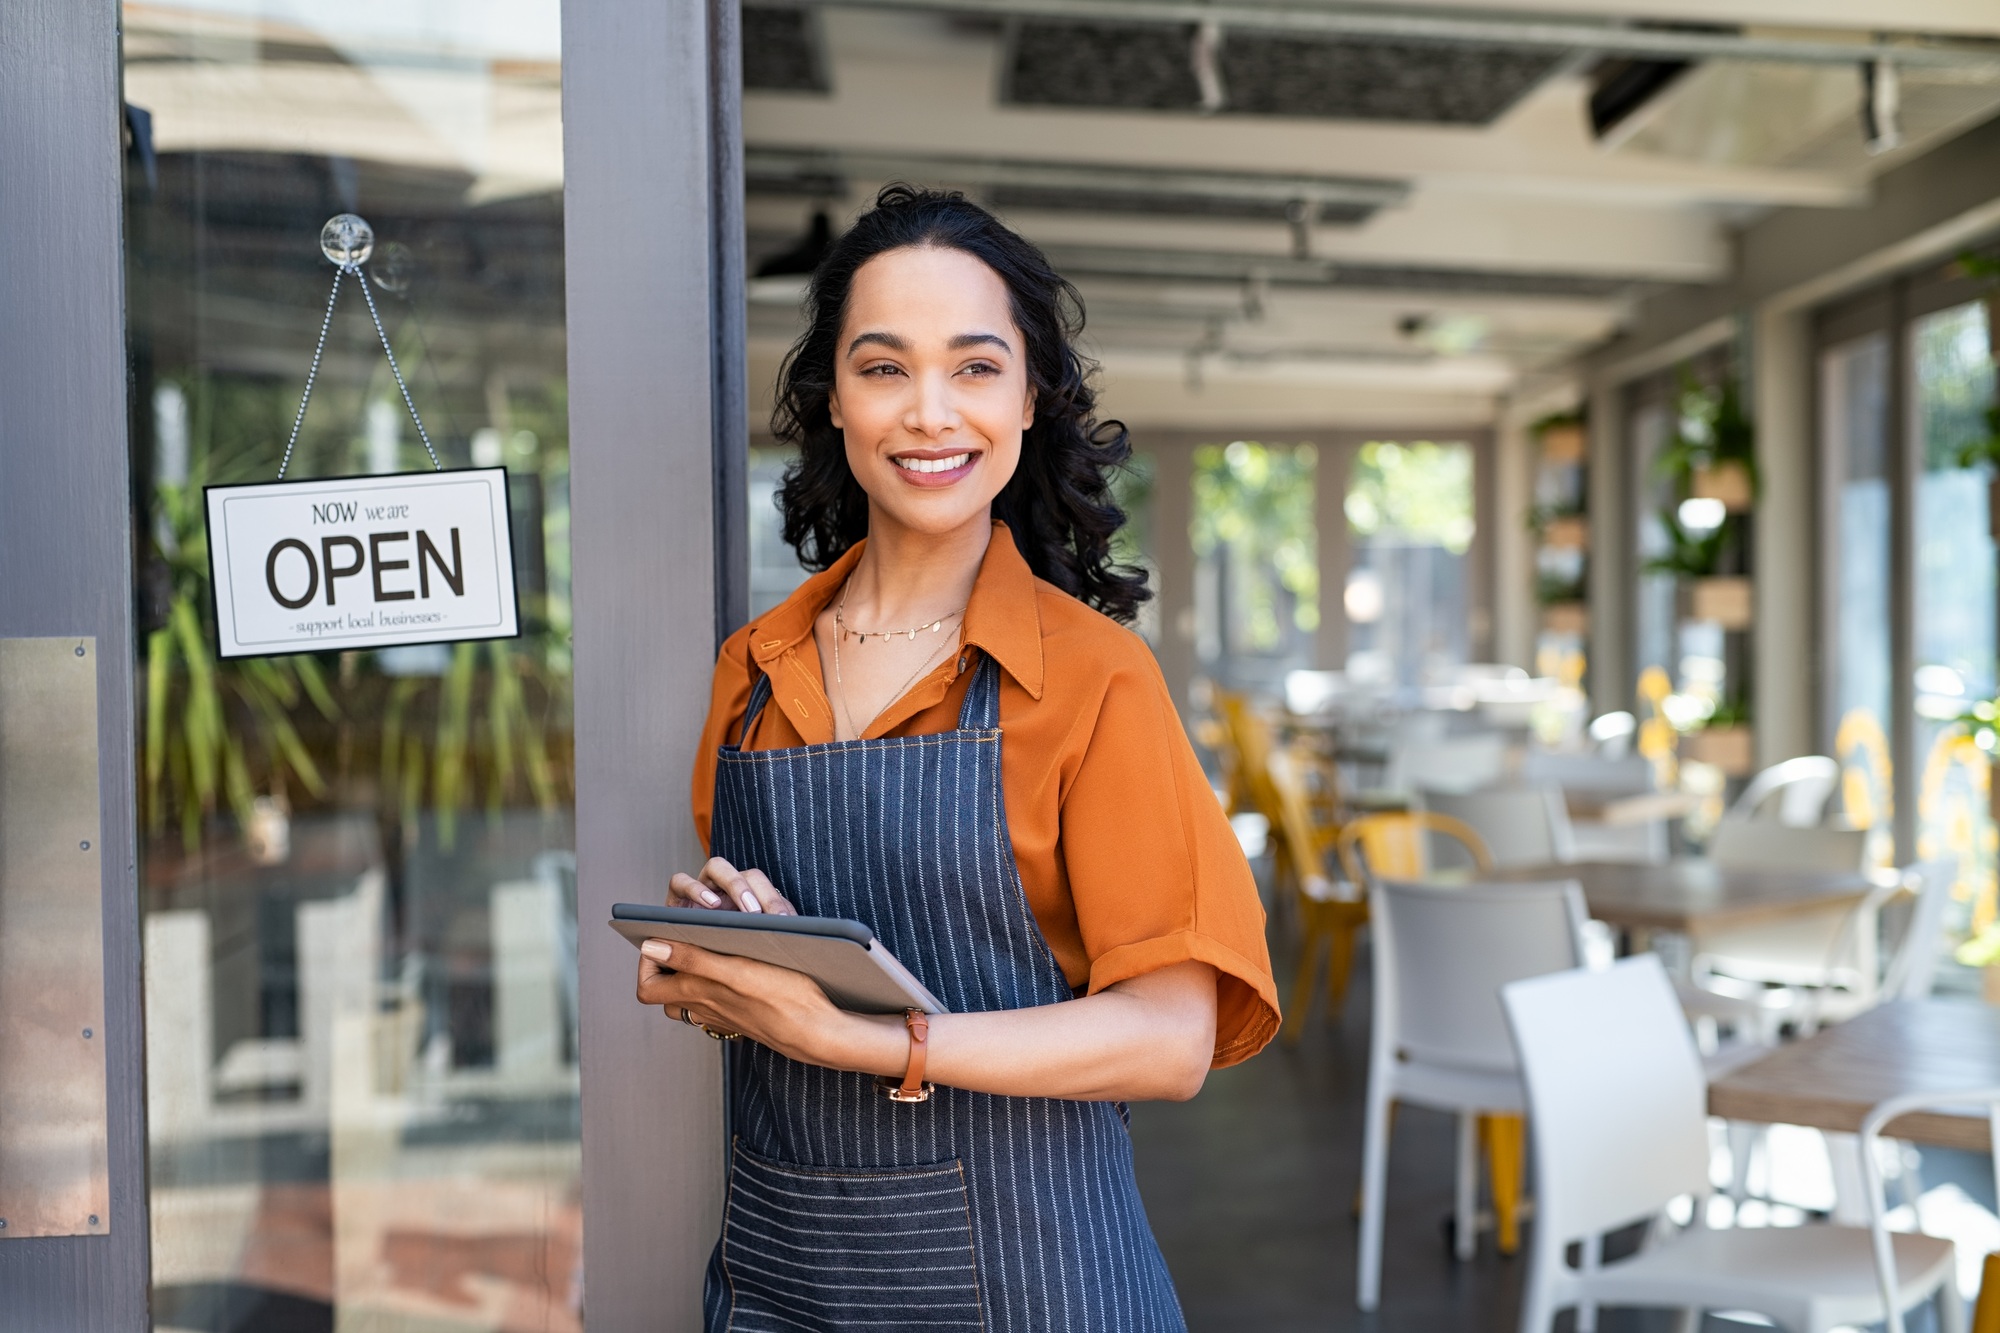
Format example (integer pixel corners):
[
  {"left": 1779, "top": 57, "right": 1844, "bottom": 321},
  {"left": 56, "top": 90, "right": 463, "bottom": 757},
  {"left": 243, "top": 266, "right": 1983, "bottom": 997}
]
[{"left": 891, "top": 451, "right": 977, "bottom": 487}]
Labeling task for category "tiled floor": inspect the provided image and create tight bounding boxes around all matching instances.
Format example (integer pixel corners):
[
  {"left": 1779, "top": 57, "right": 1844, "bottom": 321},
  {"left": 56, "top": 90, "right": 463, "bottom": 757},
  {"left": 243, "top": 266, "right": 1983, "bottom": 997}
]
[{"left": 1129, "top": 936, "right": 1976, "bottom": 1333}]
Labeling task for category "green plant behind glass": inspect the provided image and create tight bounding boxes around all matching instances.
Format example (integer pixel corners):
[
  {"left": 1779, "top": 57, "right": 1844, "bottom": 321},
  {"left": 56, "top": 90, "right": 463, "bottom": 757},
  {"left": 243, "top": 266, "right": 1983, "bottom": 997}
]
[
  {"left": 143, "top": 370, "right": 571, "bottom": 853},
  {"left": 146, "top": 467, "right": 339, "bottom": 850},
  {"left": 1191, "top": 441, "right": 1318, "bottom": 651},
  {"left": 1345, "top": 440, "right": 1475, "bottom": 553}
]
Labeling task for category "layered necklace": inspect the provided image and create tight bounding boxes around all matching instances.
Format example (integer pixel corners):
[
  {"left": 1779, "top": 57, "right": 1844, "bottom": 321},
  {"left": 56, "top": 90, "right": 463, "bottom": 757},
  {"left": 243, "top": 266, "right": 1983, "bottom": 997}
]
[{"left": 830, "top": 580, "right": 966, "bottom": 740}]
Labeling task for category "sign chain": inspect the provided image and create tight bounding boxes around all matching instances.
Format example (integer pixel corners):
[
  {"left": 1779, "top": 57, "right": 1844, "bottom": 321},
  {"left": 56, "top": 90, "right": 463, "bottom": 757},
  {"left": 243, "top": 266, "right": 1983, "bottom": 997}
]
[
  {"left": 277, "top": 260, "right": 443, "bottom": 480},
  {"left": 277, "top": 266, "right": 346, "bottom": 480}
]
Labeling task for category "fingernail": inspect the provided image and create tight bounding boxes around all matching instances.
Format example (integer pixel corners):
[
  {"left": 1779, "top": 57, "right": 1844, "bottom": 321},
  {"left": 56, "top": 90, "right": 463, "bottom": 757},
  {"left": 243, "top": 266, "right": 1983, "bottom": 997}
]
[
  {"left": 740, "top": 893, "right": 762, "bottom": 913},
  {"left": 700, "top": 889, "right": 722, "bottom": 906},
  {"left": 641, "top": 940, "right": 672, "bottom": 962}
]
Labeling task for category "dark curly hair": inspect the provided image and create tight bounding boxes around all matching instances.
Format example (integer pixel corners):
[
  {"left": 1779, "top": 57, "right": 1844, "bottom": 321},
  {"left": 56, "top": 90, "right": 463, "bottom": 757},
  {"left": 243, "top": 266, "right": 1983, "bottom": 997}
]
[{"left": 771, "top": 184, "right": 1151, "bottom": 624}]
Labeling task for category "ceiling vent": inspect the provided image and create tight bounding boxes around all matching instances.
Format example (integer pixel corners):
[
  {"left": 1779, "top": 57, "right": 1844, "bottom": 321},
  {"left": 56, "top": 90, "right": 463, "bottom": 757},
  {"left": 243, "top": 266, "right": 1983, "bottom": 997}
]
[
  {"left": 1004, "top": 21, "right": 1564, "bottom": 124},
  {"left": 743, "top": 5, "right": 830, "bottom": 94},
  {"left": 1216, "top": 34, "right": 1565, "bottom": 124},
  {"left": 1004, "top": 21, "right": 1205, "bottom": 111}
]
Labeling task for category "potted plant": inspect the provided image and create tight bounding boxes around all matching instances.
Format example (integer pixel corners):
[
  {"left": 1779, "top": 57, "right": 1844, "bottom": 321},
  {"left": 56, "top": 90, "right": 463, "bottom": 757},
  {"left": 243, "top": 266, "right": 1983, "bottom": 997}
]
[
  {"left": 1681, "top": 699, "right": 1754, "bottom": 776},
  {"left": 1657, "top": 371, "right": 1758, "bottom": 512}
]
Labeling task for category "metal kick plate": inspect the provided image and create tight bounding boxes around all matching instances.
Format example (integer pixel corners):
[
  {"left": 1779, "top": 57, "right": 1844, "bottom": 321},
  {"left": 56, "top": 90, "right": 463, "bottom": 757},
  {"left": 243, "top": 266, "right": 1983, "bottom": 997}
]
[{"left": 0, "top": 638, "right": 108, "bottom": 1237}]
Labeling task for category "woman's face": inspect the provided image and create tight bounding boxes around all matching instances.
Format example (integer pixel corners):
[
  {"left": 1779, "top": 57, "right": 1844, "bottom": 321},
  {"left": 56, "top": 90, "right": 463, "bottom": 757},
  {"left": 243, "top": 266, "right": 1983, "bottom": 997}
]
[{"left": 828, "top": 245, "right": 1034, "bottom": 540}]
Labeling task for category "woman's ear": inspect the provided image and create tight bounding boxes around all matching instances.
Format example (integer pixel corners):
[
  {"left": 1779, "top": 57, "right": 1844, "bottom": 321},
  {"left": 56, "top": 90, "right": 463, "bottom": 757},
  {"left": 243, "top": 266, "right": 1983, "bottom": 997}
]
[
  {"left": 1020, "top": 386, "right": 1036, "bottom": 431},
  {"left": 828, "top": 388, "right": 845, "bottom": 430}
]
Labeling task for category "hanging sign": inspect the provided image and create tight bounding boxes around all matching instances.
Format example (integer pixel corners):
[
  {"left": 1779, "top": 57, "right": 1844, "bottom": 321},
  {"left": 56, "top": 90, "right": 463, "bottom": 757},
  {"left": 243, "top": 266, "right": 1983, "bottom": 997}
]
[
  {"left": 205, "top": 468, "right": 520, "bottom": 659},
  {"left": 203, "top": 213, "right": 519, "bottom": 660}
]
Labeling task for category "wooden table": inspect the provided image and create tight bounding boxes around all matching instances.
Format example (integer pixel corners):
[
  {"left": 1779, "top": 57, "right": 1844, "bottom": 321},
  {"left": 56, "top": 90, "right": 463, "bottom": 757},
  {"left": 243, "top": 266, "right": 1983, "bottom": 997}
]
[
  {"left": 1482, "top": 859, "right": 1876, "bottom": 935},
  {"left": 1707, "top": 999, "right": 2000, "bottom": 1151}
]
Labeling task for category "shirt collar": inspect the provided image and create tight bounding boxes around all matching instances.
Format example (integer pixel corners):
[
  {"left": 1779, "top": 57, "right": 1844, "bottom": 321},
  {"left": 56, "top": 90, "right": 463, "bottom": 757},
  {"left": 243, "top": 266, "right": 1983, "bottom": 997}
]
[{"left": 746, "top": 521, "right": 1046, "bottom": 701}]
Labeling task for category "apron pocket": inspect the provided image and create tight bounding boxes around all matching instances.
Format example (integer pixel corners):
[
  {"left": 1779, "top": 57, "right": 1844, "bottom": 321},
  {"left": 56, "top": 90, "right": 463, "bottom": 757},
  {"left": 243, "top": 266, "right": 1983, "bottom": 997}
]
[{"left": 718, "top": 1141, "right": 985, "bottom": 1330}]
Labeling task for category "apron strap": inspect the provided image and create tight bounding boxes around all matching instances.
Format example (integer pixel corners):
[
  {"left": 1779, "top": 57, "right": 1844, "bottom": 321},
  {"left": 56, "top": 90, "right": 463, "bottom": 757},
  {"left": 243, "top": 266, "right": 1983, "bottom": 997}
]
[
  {"left": 738, "top": 669, "right": 774, "bottom": 746},
  {"left": 956, "top": 652, "right": 1001, "bottom": 731}
]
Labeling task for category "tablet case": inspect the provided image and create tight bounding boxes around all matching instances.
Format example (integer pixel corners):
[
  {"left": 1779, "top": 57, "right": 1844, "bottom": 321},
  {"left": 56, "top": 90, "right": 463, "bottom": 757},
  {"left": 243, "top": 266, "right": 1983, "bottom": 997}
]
[{"left": 609, "top": 903, "right": 948, "bottom": 1015}]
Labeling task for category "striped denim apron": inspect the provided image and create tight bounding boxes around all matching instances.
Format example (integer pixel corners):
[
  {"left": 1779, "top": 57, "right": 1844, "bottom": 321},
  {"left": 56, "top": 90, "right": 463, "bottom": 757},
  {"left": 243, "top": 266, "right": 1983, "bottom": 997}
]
[{"left": 703, "top": 654, "right": 1187, "bottom": 1332}]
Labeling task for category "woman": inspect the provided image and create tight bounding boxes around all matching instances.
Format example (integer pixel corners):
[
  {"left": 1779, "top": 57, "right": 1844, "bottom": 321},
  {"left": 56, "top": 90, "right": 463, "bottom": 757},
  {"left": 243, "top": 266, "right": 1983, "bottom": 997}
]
[{"left": 637, "top": 185, "right": 1279, "bottom": 1331}]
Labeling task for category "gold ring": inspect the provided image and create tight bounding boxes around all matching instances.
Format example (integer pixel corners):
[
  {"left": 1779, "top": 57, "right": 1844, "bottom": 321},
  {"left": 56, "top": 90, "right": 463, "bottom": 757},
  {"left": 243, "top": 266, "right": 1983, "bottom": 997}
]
[
  {"left": 680, "top": 1007, "right": 695, "bottom": 1026},
  {"left": 700, "top": 1024, "right": 742, "bottom": 1041}
]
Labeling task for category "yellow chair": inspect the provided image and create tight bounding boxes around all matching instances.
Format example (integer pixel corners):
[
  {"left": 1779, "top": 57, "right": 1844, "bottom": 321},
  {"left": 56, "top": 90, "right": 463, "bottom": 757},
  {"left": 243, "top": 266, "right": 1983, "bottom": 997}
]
[{"left": 1978, "top": 1252, "right": 2000, "bottom": 1333}]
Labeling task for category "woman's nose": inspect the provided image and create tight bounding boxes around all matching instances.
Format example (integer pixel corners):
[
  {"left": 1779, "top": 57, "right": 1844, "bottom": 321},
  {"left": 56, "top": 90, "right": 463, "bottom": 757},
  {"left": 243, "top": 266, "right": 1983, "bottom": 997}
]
[{"left": 904, "top": 371, "right": 960, "bottom": 437}]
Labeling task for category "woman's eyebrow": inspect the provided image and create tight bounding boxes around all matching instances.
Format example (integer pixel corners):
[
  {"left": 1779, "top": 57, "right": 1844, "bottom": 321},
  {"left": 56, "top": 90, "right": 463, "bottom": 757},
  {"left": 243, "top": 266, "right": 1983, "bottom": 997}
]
[
  {"left": 846, "top": 331, "right": 908, "bottom": 356},
  {"left": 949, "top": 332, "right": 1012, "bottom": 353}
]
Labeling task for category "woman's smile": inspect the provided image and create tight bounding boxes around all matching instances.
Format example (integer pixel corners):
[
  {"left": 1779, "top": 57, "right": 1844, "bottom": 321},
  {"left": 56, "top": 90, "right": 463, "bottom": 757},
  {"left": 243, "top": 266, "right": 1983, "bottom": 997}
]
[{"left": 891, "top": 448, "right": 979, "bottom": 486}]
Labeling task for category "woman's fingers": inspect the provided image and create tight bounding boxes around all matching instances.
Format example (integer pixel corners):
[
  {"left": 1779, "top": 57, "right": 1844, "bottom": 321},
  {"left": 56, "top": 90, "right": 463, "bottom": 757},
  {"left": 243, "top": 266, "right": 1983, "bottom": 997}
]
[
  {"left": 668, "top": 871, "right": 724, "bottom": 909},
  {"left": 697, "top": 858, "right": 797, "bottom": 915},
  {"left": 739, "top": 868, "right": 798, "bottom": 916}
]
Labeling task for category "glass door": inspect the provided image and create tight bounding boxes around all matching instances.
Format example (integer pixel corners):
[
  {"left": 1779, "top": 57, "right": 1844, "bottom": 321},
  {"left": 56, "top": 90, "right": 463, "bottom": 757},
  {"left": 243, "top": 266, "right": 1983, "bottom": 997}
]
[{"left": 123, "top": 6, "right": 581, "bottom": 1328}]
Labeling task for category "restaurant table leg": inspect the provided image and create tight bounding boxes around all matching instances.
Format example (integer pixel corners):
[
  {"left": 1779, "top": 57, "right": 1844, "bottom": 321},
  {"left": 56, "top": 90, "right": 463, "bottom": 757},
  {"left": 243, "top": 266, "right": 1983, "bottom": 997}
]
[
  {"left": 1974, "top": 1252, "right": 2000, "bottom": 1333},
  {"left": 1455, "top": 1113, "right": 1479, "bottom": 1261},
  {"left": 1484, "top": 1113, "right": 1526, "bottom": 1256},
  {"left": 1825, "top": 1131, "right": 1869, "bottom": 1225}
]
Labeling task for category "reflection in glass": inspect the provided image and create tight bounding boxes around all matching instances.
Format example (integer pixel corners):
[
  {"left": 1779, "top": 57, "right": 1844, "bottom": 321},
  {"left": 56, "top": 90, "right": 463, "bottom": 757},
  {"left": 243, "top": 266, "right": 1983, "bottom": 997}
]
[
  {"left": 1821, "top": 333, "right": 1894, "bottom": 868},
  {"left": 1342, "top": 440, "right": 1474, "bottom": 688},
  {"left": 1911, "top": 302, "right": 1997, "bottom": 947},
  {"left": 1192, "top": 441, "right": 1318, "bottom": 692},
  {"left": 1630, "top": 400, "right": 1676, "bottom": 684},
  {"left": 124, "top": 5, "right": 579, "bottom": 1328}
]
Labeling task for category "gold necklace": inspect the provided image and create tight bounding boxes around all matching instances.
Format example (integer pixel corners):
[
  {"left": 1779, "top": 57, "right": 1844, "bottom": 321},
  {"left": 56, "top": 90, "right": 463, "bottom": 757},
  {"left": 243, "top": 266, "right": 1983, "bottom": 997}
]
[
  {"left": 833, "top": 581, "right": 966, "bottom": 644},
  {"left": 831, "top": 583, "right": 963, "bottom": 740}
]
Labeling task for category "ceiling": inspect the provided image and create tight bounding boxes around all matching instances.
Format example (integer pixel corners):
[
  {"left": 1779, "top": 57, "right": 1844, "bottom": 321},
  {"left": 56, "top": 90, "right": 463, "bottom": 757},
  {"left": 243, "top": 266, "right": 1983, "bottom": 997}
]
[{"left": 741, "top": 1, "right": 2000, "bottom": 432}]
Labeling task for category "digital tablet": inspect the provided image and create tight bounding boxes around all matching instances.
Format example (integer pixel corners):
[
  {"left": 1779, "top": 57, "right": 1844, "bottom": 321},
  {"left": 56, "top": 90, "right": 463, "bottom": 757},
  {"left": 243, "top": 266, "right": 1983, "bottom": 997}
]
[{"left": 610, "top": 903, "right": 948, "bottom": 1015}]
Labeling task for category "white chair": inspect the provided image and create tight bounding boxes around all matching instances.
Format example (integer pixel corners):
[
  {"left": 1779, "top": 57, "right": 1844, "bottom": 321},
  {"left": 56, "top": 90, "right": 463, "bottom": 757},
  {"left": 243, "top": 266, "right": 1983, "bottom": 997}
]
[
  {"left": 1696, "top": 824, "right": 1871, "bottom": 999},
  {"left": 1706, "top": 821, "right": 1866, "bottom": 874},
  {"left": 1423, "top": 785, "right": 1577, "bottom": 869},
  {"left": 1386, "top": 730, "right": 1508, "bottom": 796},
  {"left": 1862, "top": 1086, "right": 2000, "bottom": 1333},
  {"left": 1588, "top": 711, "right": 1637, "bottom": 757},
  {"left": 1521, "top": 751, "right": 1669, "bottom": 863},
  {"left": 1357, "top": 877, "right": 1589, "bottom": 1311},
  {"left": 1728, "top": 755, "right": 1841, "bottom": 827},
  {"left": 1501, "top": 955, "right": 1961, "bottom": 1333}
]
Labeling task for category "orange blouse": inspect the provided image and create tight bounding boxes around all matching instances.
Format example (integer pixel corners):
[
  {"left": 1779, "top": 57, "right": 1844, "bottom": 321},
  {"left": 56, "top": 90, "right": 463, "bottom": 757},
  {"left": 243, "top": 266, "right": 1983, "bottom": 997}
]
[{"left": 691, "top": 522, "right": 1280, "bottom": 1068}]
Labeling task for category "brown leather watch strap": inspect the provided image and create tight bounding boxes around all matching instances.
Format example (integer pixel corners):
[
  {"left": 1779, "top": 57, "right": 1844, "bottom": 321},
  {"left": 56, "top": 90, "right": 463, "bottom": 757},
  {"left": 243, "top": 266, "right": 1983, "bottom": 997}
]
[{"left": 881, "top": 1008, "right": 933, "bottom": 1103}]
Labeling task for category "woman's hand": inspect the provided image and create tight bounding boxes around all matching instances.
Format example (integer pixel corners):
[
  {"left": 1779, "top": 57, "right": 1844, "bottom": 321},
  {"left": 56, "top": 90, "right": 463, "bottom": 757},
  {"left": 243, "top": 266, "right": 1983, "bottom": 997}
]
[
  {"left": 668, "top": 856, "right": 799, "bottom": 915},
  {"left": 636, "top": 937, "right": 903, "bottom": 1072}
]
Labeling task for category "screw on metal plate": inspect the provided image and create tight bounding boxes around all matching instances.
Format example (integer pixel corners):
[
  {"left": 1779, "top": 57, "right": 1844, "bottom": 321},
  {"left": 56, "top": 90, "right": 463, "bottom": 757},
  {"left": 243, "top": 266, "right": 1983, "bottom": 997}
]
[
  {"left": 82, "top": 1028, "right": 92, "bottom": 1039},
  {"left": 80, "top": 840, "right": 90, "bottom": 851},
  {"left": 74, "top": 645, "right": 85, "bottom": 657},
  {"left": 88, "top": 1215, "right": 98, "bottom": 1227},
  {"left": 0, "top": 1220, "right": 9, "bottom": 1229}
]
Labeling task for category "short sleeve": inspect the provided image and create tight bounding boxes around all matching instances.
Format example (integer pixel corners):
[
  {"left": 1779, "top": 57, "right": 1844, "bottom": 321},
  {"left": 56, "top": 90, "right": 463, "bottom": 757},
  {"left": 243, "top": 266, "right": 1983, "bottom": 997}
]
[
  {"left": 1058, "top": 644, "right": 1280, "bottom": 1068},
  {"left": 690, "top": 624, "right": 757, "bottom": 854}
]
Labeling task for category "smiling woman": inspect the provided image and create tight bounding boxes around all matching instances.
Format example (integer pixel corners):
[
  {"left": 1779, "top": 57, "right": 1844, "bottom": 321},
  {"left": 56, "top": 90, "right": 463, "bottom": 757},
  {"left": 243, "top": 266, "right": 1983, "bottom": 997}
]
[{"left": 636, "top": 187, "right": 1280, "bottom": 1332}]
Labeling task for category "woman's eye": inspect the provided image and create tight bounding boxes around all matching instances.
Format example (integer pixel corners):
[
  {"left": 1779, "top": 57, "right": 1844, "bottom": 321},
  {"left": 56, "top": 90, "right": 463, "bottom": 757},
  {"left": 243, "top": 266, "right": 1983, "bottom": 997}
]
[
  {"left": 860, "top": 363, "right": 904, "bottom": 377},
  {"left": 959, "top": 361, "right": 1001, "bottom": 378}
]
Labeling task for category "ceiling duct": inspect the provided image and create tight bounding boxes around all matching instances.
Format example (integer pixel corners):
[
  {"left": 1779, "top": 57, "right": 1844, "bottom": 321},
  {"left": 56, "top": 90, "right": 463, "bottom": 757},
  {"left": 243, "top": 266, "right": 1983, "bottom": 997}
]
[
  {"left": 797, "top": 0, "right": 2000, "bottom": 70},
  {"left": 744, "top": 147, "right": 1409, "bottom": 221},
  {"left": 1038, "top": 244, "right": 1647, "bottom": 299}
]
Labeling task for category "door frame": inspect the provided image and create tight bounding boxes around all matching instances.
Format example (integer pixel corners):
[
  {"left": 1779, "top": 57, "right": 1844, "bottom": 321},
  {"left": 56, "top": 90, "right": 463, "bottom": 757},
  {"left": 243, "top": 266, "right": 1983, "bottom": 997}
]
[
  {"left": 0, "top": 0, "right": 148, "bottom": 1322},
  {"left": 0, "top": 0, "right": 746, "bottom": 1324}
]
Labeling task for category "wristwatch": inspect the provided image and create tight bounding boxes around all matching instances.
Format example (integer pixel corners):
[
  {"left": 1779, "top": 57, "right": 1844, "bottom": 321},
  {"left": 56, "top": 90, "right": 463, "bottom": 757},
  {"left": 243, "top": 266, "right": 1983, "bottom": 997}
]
[{"left": 877, "top": 1008, "right": 933, "bottom": 1103}]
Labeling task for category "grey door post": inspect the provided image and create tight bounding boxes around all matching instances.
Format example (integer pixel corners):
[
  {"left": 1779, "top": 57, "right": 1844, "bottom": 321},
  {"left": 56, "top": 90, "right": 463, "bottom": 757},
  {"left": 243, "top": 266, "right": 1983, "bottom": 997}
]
[
  {"left": 564, "top": 0, "right": 745, "bottom": 1325},
  {"left": 0, "top": 0, "right": 150, "bottom": 1323}
]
